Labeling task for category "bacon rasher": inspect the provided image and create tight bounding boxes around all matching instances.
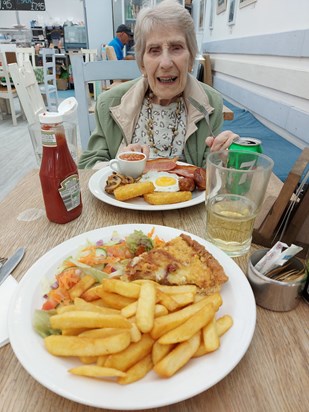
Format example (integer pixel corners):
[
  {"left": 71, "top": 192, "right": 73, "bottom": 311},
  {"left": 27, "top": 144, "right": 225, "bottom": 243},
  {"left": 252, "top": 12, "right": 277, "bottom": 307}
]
[{"left": 144, "top": 157, "right": 179, "bottom": 172}]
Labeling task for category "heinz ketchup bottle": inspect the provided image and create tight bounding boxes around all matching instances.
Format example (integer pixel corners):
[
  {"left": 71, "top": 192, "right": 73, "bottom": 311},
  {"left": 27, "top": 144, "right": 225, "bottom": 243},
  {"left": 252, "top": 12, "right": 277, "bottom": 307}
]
[{"left": 39, "top": 112, "right": 82, "bottom": 223}]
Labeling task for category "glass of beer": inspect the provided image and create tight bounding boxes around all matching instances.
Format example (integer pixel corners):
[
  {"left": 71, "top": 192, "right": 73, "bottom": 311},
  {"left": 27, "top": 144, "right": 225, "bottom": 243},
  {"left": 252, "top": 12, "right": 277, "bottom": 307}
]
[{"left": 205, "top": 150, "right": 274, "bottom": 257}]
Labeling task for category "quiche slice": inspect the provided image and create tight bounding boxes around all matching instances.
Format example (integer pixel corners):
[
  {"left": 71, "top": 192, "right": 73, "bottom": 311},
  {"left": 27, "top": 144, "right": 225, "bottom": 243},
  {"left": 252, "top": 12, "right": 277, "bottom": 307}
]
[{"left": 125, "top": 234, "right": 228, "bottom": 295}]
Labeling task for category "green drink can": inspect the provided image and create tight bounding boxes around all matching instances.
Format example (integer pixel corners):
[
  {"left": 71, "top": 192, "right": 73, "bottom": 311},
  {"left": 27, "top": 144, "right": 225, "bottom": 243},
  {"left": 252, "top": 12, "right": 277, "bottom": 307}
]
[
  {"left": 229, "top": 137, "right": 263, "bottom": 154},
  {"left": 227, "top": 138, "right": 263, "bottom": 194}
]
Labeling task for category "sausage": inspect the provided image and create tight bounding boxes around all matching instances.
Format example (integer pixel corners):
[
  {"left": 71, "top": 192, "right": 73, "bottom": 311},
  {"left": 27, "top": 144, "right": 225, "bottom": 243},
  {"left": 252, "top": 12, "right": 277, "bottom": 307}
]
[
  {"left": 179, "top": 177, "right": 196, "bottom": 192},
  {"left": 194, "top": 167, "right": 206, "bottom": 190}
]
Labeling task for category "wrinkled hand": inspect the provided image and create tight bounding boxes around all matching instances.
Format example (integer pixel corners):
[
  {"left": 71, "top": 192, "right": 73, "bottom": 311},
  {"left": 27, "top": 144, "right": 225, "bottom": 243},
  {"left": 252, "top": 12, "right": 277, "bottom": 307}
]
[
  {"left": 119, "top": 144, "right": 150, "bottom": 159},
  {"left": 206, "top": 130, "right": 239, "bottom": 152}
]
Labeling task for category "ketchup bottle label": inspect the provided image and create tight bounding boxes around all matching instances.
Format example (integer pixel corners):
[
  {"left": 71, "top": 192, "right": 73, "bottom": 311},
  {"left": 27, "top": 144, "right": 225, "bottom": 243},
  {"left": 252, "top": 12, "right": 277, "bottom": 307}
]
[
  {"left": 42, "top": 130, "right": 57, "bottom": 147},
  {"left": 58, "top": 174, "right": 81, "bottom": 211}
]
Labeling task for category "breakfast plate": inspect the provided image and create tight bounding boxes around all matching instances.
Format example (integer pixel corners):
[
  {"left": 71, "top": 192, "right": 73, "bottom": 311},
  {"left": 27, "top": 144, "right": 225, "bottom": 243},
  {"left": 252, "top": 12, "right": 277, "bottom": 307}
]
[
  {"left": 88, "top": 166, "right": 206, "bottom": 211},
  {"left": 8, "top": 224, "right": 256, "bottom": 410}
]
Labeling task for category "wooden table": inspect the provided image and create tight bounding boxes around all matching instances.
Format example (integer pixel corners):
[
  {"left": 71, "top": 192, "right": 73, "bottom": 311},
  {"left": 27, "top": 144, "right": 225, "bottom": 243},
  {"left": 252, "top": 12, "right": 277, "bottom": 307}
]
[{"left": 0, "top": 170, "right": 308, "bottom": 412}]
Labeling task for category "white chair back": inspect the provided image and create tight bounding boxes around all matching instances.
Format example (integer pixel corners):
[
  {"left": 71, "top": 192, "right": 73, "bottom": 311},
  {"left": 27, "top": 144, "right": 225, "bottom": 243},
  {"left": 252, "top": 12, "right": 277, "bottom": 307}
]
[
  {"left": 106, "top": 45, "right": 117, "bottom": 61},
  {"left": 80, "top": 48, "right": 101, "bottom": 100},
  {"left": 39, "top": 48, "right": 59, "bottom": 111},
  {"left": 0, "top": 51, "right": 22, "bottom": 125},
  {"left": 16, "top": 47, "right": 36, "bottom": 68},
  {"left": 70, "top": 53, "right": 141, "bottom": 150},
  {"left": 81, "top": 48, "right": 98, "bottom": 63},
  {"left": 9, "top": 61, "right": 46, "bottom": 125}
]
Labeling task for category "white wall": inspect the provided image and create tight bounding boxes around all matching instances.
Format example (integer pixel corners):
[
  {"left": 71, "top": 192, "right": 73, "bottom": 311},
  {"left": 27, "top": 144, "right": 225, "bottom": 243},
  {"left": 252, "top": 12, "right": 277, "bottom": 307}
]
[
  {"left": 83, "top": 0, "right": 113, "bottom": 50},
  {"left": 196, "top": 0, "right": 309, "bottom": 149},
  {"left": 0, "top": 0, "right": 85, "bottom": 27},
  {"left": 204, "top": 0, "right": 309, "bottom": 40}
]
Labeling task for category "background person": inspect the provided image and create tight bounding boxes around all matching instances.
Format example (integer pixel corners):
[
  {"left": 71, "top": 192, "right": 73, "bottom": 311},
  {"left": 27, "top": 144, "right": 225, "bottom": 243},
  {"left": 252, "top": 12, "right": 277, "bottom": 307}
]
[
  {"left": 107, "top": 24, "right": 134, "bottom": 60},
  {"left": 79, "top": 0, "right": 238, "bottom": 169}
]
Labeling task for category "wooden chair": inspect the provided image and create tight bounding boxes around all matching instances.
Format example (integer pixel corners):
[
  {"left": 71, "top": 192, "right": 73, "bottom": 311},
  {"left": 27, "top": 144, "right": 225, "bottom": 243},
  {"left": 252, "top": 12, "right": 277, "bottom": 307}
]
[
  {"left": 70, "top": 53, "right": 141, "bottom": 150},
  {"left": 0, "top": 51, "right": 23, "bottom": 126},
  {"left": 106, "top": 45, "right": 117, "bottom": 61},
  {"left": 16, "top": 47, "right": 36, "bottom": 68},
  {"left": 81, "top": 48, "right": 101, "bottom": 100},
  {"left": 8, "top": 61, "right": 46, "bottom": 125},
  {"left": 39, "top": 48, "right": 59, "bottom": 111}
]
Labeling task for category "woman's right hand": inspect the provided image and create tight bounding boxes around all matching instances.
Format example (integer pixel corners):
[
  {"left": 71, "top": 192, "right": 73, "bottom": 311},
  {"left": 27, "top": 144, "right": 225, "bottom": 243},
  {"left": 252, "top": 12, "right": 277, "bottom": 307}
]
[{"left": 206, "top": 130, "right": 239, "bottom": 152}]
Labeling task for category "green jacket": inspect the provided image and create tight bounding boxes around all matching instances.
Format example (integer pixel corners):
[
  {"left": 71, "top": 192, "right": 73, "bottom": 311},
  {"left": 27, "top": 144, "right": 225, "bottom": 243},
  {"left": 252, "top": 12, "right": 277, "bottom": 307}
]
[{"left": 78, "top": 74, "right": 223, "bottom": 169}]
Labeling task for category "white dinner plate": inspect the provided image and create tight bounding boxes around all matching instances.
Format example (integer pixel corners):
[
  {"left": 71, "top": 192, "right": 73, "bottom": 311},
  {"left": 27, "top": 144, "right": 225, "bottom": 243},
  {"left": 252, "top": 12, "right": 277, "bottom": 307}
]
[
  {"left": 88, "top": 166, "right": 206, "bottom": 211},
  {"left": 9, "top": 224, "right": 256, "bottom": 410}
]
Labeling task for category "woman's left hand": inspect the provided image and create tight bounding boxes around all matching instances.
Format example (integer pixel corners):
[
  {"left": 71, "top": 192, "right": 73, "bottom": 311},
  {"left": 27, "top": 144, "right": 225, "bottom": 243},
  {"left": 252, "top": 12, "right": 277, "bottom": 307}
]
[{"left": 205, "top": 130, "right": 239, "bottom": 152}]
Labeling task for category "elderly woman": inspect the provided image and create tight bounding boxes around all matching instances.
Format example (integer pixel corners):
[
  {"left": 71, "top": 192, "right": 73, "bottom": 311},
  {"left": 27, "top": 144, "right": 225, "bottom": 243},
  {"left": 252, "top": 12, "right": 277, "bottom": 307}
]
[{"left": 78, "top": 0, "right": 238, "bottom": 169}]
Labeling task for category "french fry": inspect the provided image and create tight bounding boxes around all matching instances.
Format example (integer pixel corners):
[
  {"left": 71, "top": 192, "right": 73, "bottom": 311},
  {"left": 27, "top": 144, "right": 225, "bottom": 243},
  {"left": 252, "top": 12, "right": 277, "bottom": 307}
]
[
  {"left": 57, "top": 304, "right": 76, "bottom": 314},
  {"left": 154, "top": 304, "right": 169, "bottom": 317},
  {"left": 114, "top": 181, "right": 155, "bottom": 201},
  {"left": 102, "top": 278, "right": 141, "bottom": 299},
  {"left": 132, "top": 279, "right": 158, "bottom": 286},
  {"left": 97, "top": 290, "right": 136, "bottom": 310},
  {"left": 117, "top": 354, "right": 153, "bottom": 385},
  {"left": 97, "top": 355, "right": 108, "bottom": 366},
  {"left": 151, "top": 294, "right": 222, "bottom": 339},
  {"left": 79, "top": 328, "right": 126, "bottom": 339},
  {"left": 156, "top": 289, "right": 179, "bottom": 312},
  {"left": 104, "top": 333, "right": 154, "bottom": 372},
  {"left": 69, "top": 275, "right": 97, "bottom": 300},
  {"left": 152, "top": 340, "right": 175, "bottom": 365},
  {"left": 45, "top": 330, "right": 131, "bottom": 357},
  {"left": 154, "top": 332, "right": 201, "bottom": 378},
  {"left": 50, "top": 311, "right": 131, "bottom": 330},
  {"left": 91, "top": 299, "right": 109, "bottom": 307},
  {"left": 193, "top": 315, "right": 233, "bottom": 358},
  {"left": 158, "top": 303, "right": 215, "bottom": 345},
  {"left": 69, "top": 365, "right": 126, "bottom": 378},
  {"left": 156, "top": 285, "right": 197, "bottom": 295},
  {"left": 121, "top": 301, "right": 138, "bottom": 318},
  {"left": 170, "top": 292, "right": 195, "bottom": 307},
  {"left": 136, "top": 282, "right": 156, "bottom": 333},
  {"left": 81, "top": 284, "right": 104, "bottom": 302},
  {"left": 144, "top": 191, "right": 192, "bottom": 205},
  {"left": 129, "top": 322, "right": 142, "bottom": 343},
  {"left": 216, "top": 315, "right": 233, "bottom": 336},
  {"left": 74, "top": 297, "right": 120, "bottom": 315},
  {"left": 62, "top": 328, "right": 89, "bottom": 336},
  {"left": 203, "top": 317, "right": 220, "bottom": 353},
  {"left": 79, "top": 356, "right": 98, "bottom": 364}
]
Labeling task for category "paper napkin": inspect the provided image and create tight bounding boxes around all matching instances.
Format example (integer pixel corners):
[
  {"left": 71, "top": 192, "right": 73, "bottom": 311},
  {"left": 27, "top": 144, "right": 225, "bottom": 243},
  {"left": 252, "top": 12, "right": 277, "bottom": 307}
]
[{"left": 0, "top": 275, "right": 18, "bottom": 348}]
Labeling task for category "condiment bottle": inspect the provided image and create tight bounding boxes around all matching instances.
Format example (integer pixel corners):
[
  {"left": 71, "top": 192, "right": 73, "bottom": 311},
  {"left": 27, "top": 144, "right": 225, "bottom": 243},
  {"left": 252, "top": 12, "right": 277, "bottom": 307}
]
[{"left": 39, "top": 112, "right": 82, "bottom": 223}]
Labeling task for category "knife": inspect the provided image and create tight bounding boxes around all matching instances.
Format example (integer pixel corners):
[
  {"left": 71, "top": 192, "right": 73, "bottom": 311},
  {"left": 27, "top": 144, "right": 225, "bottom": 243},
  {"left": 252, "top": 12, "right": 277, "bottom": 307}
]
[
  {"left": 0, "top": 247, "right": 25, "bottom": 286},
  {"left": 188, "top": 97, "right": 215, "bottom": 137}
]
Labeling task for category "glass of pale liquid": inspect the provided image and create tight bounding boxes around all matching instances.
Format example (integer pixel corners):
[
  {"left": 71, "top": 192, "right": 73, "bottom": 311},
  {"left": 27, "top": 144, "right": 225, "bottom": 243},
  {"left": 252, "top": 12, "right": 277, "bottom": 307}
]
[
  {"left": 205, "top": 150, "right": 274, "bottom": 257},
  {"left": 28, "top": 121, "right": 79, "bottom": 166}
]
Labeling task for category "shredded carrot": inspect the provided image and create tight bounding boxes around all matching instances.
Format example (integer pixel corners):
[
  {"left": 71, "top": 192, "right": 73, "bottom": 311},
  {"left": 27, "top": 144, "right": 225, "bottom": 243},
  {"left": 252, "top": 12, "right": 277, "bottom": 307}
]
[
  {"left": 147, "top": 227, "right": 155, "bottom": 238},
  {"left": 56, "top": 268, "right": 80, "bottom": 290}
]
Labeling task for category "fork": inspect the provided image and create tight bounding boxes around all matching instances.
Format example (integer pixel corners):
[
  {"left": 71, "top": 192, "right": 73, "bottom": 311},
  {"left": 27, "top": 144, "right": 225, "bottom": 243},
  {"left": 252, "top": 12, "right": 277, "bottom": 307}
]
[
  {"left": 0, "top": 257, "right": 7, "bottom": 268},
  {"left": 188, "top": 96, "right": 215, "bottom": 138}
]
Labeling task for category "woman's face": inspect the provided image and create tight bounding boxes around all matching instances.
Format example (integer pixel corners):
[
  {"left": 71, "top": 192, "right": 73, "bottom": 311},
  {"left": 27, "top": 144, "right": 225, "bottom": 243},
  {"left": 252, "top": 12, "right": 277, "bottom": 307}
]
[{"left": 141, "top": 27, "right": 192, "bottom": 106}]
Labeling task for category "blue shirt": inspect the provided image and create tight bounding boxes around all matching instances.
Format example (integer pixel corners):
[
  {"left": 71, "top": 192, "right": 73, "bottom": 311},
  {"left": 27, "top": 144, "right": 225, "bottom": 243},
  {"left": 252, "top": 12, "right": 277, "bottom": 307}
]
[{"left": 107, "top": 37, "right": 124, "bottom": 60}]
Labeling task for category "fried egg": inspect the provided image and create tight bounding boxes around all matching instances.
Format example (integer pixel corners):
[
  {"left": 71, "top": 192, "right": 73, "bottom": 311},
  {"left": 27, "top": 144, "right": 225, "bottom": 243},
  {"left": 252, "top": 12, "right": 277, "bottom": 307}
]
[{"left": 140, "top": 171, "right": 179, "bottom": 192}]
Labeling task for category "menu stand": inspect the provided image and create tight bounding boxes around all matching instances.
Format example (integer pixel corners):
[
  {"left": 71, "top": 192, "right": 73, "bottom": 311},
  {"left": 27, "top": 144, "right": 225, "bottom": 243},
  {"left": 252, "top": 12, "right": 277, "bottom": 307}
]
[{"left": 253, "top": 147, "right": 309, "bottom": 257}]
